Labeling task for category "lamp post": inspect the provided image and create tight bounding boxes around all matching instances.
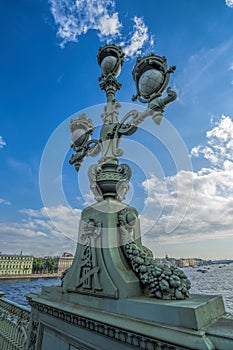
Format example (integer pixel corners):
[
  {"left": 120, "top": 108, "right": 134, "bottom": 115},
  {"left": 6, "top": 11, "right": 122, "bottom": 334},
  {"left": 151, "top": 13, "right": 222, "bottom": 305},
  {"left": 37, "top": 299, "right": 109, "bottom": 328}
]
[
  {"left": 132, "top": 54, "right": 177, "bottom": 125},
  {"left": 66, "top": 44, "right": 191, "bottom": 300}
]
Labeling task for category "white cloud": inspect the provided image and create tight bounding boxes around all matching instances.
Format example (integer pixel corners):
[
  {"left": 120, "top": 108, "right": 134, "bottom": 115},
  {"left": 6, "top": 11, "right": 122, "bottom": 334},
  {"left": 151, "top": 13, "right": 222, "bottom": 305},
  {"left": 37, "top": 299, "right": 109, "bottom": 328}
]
[
  {"left": 49, "top": 0, "right": 121, "bottom": 47},
  {"left": 0, "top": 205, "right": 81, "bottom": 256},
  {"left": 140, "top": 115, "right": 233, "bottom": 258},
  {"left": 97, "top": 12, "right": 122, "bottom": 37},
  {"left": 49, "top": 0, "right": 154, "bottom": 57},
  {"left": 82, "top": 191, "right": 95, "bottom": 206},
  {"left": 0, "top": 136, "right": 6, "bottom": 148},
  {"left": 0, "top": 198, "right": 11, "bottom": 206},
  {"left": 123, "top": 17, "right": 153, "bottom": 58},
  {"left": 226, "top": 0, "right": 233, "bottom": 8},
  {"left": 191, "top": 115, "right": 233, "bottom": 169}
]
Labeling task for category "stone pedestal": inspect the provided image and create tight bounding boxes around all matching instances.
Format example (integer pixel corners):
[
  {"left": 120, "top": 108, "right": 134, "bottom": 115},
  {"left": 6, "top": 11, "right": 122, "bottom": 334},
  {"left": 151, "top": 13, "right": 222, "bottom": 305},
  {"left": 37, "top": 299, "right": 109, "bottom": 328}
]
[
  {"left": 61, "top": 199, "right": 143, "bottom": 299},
  {"left": 26, "top": 199, "right": 233, "bottom": 350},
  {"left": 27, "top": 289, "right": 231, "bottom": 350}
]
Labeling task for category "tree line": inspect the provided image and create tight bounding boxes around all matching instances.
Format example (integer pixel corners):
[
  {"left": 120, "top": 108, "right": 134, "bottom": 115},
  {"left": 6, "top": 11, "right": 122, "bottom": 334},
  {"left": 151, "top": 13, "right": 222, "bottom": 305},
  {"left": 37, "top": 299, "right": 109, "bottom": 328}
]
[{"left": 32, "top": 257, "right": 55, "bottom": 273}]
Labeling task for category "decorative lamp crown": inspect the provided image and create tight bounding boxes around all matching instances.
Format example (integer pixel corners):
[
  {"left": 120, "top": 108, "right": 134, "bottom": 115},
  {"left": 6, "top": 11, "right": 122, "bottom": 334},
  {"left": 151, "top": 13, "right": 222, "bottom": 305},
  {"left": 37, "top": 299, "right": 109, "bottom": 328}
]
[
  {"left": 97, "top": 44, "right": 125, "bottom": 81},
  {"left": 132, "top": 54, "right": 176, "bottom": 103}
]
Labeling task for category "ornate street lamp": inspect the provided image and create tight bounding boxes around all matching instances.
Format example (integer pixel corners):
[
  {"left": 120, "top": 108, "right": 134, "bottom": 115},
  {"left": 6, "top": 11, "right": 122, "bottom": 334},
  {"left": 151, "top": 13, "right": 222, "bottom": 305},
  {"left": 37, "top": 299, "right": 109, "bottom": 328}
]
[
  {"left": 132, "top": 54, "right": 177, "bottom": 125},
  {"left": 65, "top": 44, "right": 191, "bottom": 300},
  {"left": 98, "top": 45, "right": 124, "bottom": 78},
  {"left": 97, "top": 44, "right": 124, "bottom": 103}
]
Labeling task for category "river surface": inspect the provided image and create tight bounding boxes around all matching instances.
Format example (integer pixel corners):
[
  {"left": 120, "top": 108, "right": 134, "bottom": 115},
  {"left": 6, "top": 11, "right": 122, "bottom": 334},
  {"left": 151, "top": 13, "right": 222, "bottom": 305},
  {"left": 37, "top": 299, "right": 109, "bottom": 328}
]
[
  {"left": 0, "top": 264, "right": 232, "bottom": 314},
  {"left": 0, "top": 277, "right": 60, "bottom": 308}
]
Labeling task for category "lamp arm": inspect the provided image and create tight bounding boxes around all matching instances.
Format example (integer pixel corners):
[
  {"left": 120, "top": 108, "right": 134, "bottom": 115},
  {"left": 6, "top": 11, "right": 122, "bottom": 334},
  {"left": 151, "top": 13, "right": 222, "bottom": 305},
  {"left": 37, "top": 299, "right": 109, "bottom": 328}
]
[
  {"left": 159, "top": 87, "right": 177, "bottom": 106},
  {"left": 120, "top": 109, "right": 153, "bottom": 127},
  {"left": 69, "top": 139, "right": 101, "bottom": 172},
  {"left": 148, "top": 87, "right": 177, "bottom": 113}
]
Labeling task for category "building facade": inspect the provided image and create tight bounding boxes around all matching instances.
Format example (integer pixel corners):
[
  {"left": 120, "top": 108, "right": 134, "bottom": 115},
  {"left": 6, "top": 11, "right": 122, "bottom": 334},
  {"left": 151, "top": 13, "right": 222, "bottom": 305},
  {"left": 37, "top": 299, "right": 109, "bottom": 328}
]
[
  {"left": 54, "top": 252, "right": 74, "bottom": 274},
  {"left": 176, "top": 258, "right": 201, "bottom": 268},
  {"left": 0, "top": 254, "right": 33, "bottom": 275}
]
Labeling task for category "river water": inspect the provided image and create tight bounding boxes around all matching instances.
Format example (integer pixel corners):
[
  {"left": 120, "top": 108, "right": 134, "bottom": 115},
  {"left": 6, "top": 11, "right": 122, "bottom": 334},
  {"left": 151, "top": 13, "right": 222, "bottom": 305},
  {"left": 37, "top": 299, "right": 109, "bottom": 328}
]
[
  {"left": 0, "top": 277, "right": 60, "bottom": 308},
  {"left": 0, "top": 264, "right": 232, "bottom": 314}
]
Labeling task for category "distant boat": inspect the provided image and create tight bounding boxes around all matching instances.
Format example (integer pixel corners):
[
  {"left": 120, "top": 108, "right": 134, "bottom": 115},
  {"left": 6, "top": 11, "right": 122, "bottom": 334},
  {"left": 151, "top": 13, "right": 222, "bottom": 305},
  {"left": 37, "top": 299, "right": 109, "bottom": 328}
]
[{"left": 197, "top": 269, "right": 208, "bottom": 273}]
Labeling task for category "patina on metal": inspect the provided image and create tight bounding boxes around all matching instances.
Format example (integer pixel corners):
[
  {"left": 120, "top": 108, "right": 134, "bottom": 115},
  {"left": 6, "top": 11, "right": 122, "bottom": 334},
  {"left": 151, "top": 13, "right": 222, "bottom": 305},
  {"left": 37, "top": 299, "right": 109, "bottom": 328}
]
[
  {"left": 0, "top": 292, "right": 30, "bottom": 349},
  {"left": 25, "top": 44, "right": 233, "bottom": 350},
  {"left": 132, "top": 54, "right": 177, "bottom": 124},
  {"left": 97, "top": 44, "right": 124, "bottom": 103},
  {"left": 68, "top": 44, "right": 191, "bottom": 300}
]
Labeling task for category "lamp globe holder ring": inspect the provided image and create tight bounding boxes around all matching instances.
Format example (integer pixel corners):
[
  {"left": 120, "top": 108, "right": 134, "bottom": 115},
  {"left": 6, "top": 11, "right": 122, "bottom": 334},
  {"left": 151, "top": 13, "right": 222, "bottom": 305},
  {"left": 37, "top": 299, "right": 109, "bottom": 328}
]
[
  {"left": 132, "top": 54, "right": 176, "bottom": 103},
  {"left": 97, "top": 44, "right": 125, "bottom": 81}
]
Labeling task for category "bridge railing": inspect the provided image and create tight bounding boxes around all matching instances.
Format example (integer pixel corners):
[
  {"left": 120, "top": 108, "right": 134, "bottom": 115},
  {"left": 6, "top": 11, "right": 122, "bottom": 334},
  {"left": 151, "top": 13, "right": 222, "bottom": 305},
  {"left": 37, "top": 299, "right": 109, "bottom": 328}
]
[{"left": 0, "top": 291, "right": 30, "bottom": 350}]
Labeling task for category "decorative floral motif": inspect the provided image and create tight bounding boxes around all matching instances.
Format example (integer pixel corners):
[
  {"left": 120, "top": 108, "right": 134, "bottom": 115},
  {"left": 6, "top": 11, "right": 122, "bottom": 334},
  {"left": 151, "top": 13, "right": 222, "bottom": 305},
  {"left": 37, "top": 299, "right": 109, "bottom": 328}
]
[{"left": 118, "top": 208, "right": 191, "bottom": 300}]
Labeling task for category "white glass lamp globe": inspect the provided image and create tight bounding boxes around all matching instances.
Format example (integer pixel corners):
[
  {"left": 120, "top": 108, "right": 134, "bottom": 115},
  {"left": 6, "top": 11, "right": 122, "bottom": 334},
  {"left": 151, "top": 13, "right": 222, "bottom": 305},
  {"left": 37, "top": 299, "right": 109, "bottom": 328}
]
[
  {"left": 71, "top": 128, "right": 86, "bottom": 147},
  {"left": 101, "top": 56, "right": 121, "bottom": 77},
  {"left": 138, "top": 69, "right": 164, "bottom": 97}
]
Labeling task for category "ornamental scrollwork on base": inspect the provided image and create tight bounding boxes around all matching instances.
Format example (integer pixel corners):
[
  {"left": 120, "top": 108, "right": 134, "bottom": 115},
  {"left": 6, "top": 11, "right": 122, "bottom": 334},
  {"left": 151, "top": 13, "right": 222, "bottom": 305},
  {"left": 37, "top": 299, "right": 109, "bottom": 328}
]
[
  {"left": 28, "top": 300, "right": 189, "bottom": 350},
  {"left": 118, "top": 208, "right": 191, "bottom": 300},
  {"left": 76, "top": 219, "right": 102, "bottom": 291}
]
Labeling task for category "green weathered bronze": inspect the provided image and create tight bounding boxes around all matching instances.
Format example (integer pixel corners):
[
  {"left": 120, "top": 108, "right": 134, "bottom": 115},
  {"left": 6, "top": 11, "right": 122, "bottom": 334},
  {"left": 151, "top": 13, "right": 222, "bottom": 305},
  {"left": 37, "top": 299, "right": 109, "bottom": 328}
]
[
  {"left": 26, "top": 44, "right": 233, "bottom": 350},
  {"left": 0, "top": 294, "right": 30, "bottom": 349},
  {"left": 97, "top": 44, "right": 124, "bottom": 103},
  {"left": 132, "top": 54, "right": 177, "bottom": 124},
  {"left": 68, "top": 44, "right": 191, "bottom": 300}
]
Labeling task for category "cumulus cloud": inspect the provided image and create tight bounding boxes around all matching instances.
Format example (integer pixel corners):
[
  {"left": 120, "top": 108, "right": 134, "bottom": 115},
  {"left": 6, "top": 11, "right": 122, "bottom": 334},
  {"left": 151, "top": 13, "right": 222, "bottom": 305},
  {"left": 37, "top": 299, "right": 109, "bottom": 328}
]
[
  {"left": 49, "top": 0, "right": 154, "bottom": 57},
  {"left": 140, "top": 115, "right": 233, "bottom": 256},
  {"left": 226, "top": 0, "right": 233, "bottom": 8},
  {"left": 4, "top": 115, "right": 232, "bottom": 258},
  {"left": 0, "top": 136, "right": 6, "bottom": 148},
  {"left": 0, "top": 205, "right": 81, "bottom": 256},
  {"left": 49, "top": 0, "right": 121, "bottom": 47},
  {"left": 191, "top": 115, "right": 233, "bottom": 169}
]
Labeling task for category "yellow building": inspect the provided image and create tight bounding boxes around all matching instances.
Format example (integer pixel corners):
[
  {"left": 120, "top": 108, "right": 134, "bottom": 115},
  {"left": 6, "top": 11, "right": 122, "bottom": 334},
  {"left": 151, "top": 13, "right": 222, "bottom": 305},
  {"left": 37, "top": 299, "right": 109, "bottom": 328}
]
[
  {"left": 177, "top": 258, "right": 198, "bottom": 268},
  {"left": 0, "top": 254, "right": 33, "bottom": 275},
  {"left": 188, "top": 259, "right": 197, "bottom": 267},
  {"left": 177, "top": 259, "right": 190, "bottom": 268}
]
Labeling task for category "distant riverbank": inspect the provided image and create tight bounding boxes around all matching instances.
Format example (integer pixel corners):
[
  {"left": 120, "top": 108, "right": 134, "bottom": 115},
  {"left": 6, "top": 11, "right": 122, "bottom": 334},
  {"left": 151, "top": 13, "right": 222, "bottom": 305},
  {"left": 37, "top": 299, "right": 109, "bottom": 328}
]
[{"left": 0, "top": 273, "right": 61, "bottom": 280}]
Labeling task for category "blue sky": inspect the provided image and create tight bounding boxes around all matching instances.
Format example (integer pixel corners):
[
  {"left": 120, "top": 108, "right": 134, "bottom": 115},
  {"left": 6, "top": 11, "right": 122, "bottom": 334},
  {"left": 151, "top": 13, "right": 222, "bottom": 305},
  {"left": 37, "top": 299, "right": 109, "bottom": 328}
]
[{"left": 1, "top": 0, "right": 233, "bottom": 259}]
